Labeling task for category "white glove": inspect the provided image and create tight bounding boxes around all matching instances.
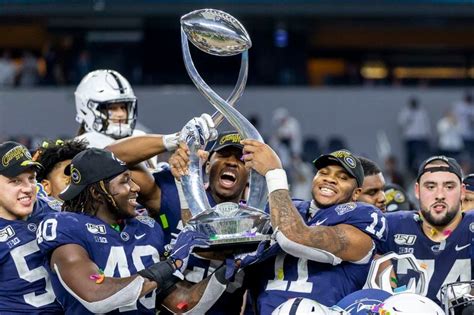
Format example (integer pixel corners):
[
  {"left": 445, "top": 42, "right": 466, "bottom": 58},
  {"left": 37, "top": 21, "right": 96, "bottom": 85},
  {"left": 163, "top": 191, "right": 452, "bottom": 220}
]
[{"left": 179, "top": 113, "right": 218, "bottom": 146}]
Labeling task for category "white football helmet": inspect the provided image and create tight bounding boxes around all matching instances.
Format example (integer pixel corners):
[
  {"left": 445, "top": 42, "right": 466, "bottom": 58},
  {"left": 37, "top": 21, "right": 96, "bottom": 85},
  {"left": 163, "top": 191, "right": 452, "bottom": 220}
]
[
  {"left": 272, "top": 297, "right": 340, "bottom": 315},
  {"left": 373, "top": 293, "right": 445, "bottom": 314},
  {"left": 440, "top": 281, "right": 474, "bottom": 315},
  {"left": 75, "top": 69, "right": 137, "bottom": 139}
]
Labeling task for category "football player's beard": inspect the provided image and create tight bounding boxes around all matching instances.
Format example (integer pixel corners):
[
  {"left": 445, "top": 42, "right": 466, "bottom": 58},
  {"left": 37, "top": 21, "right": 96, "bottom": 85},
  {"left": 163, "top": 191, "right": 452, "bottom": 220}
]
[
  {"left": 419, "top": 202, "right": 460, "bottom": 227},
  {"left": 107, "top": 198, "right": 135, "bottom": 220}
]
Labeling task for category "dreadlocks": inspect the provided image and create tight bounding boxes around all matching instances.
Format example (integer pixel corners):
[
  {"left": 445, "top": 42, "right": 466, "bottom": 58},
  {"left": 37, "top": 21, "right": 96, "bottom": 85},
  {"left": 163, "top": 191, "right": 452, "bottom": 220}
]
[
  {"left": 62, "top": 180, "right": 117, "bottom": 216},
  {"left": 34, "top": 139, "right": 88, "bottom": 181}
]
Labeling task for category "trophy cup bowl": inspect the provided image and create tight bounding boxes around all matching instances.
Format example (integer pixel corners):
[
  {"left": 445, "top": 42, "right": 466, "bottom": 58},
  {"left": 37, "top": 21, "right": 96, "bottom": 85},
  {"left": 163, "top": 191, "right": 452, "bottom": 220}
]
[
  {"left": 188, "top": 202, "right": 272, "bottom": 251},
  {"left": 181, "top": 9, "right": 252, "bottom": 56}
]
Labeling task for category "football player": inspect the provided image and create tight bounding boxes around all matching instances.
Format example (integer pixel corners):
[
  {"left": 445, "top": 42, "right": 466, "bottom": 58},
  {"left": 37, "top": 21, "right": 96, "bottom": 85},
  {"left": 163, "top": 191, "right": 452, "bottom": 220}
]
[
  {"left": 240, "top": 141, "right": 387, "bottom": 313},
  {"left": 357, "top": 156, "right": 387, "bottom": 212},
  {"left": 74, "top": 69, "right": 144, "bottom": 148},
  {"left": 34, "top": 139, "right": 88, "bottom": 199},
  {"left": 74, "top": 69, "right": 177, "bottom": 171},
  {"left": 37, "top": 148, "right": 230, "bottom": 314},
  {"left": 461, "top": 173, "right": 474, "bottom": 212},
  {"left": 107, "top": 130, "right": 251, "bottom": 314},
  {"left": 0, "top": 141, "right": 62, "bottom": 314},
  {"left": 377, "top": 155, "right": 473, "bottom": 306}
]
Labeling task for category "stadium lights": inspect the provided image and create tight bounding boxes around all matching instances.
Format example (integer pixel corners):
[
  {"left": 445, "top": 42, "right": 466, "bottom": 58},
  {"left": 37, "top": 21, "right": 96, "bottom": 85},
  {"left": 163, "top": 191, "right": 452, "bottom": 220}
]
[{"left": 360, "top": 61, "right": 388, "bottom": 79}]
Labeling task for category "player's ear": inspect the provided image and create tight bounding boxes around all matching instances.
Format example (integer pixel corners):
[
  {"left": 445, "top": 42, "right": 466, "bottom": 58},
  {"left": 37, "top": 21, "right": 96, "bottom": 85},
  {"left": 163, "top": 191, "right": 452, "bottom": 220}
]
[
  {"left": 41, "top": 179, "right": 52, "bottom": 196},
  {"left": 90, "top": 186, "right": 102, "bottom": 201},
  {"left": 414, "top": 182, "right": 420, "bottom": 200},
  {"left": 351, "top": 187, "right": 362, "bottom": 201}
]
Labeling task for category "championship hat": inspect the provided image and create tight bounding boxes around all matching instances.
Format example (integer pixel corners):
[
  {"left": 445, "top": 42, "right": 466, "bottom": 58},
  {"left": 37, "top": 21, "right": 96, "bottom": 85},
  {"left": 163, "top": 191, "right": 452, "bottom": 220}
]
[
  {"left": 313, "top": 149, "right": 364, "bottom": 187},
  {"left": 209, "top": 131, "right": 243, "bottom": 153},
  {"left": 0, "top": 141, "right": 42, "bottom": 177},
  {"left": 59, "top": 148, "right": 128, "bottom": 201}
]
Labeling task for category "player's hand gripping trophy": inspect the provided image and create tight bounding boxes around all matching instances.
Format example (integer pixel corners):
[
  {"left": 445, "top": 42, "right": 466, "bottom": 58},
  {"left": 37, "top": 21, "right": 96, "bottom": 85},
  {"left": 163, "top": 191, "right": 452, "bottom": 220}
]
[{"left": 179, "top": 9, "right": 271, "bottom": 250}]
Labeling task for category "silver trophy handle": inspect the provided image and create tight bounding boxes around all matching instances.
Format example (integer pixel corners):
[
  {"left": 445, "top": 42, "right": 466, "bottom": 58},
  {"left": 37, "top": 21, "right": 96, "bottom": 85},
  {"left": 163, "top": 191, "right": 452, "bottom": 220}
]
[{"left": 180, "top": 9, "right": 268, "bottom": 213}]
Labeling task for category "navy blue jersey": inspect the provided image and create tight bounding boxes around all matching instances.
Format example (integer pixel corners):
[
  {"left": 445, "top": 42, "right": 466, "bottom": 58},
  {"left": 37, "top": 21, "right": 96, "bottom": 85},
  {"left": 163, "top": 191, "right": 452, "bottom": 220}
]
[
  {"left": 0, "top": 197, "right": 62, "bottom": 314},
  {"left": 248, "top": 201, "right": 388, "bottom": 314},
  {"left": 37, "top": 211, "right": 165, "bottom": 315},
  {"left": 155, "top": 169, "right": 247, "bottom": 315},
  {"left": 377, "top": 210, "right": 474, "bottom": 305}
]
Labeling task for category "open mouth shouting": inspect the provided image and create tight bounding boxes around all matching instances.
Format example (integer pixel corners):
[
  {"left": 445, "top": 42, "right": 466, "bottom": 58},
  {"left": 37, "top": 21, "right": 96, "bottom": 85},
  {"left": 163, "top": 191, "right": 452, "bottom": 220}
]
[{"left": 219, "top": 169, "right": 238, "bottom": 189}]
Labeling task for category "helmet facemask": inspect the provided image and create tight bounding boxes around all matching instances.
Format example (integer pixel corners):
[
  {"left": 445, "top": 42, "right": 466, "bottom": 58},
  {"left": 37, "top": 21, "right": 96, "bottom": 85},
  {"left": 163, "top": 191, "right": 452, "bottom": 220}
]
[
  {"left": 441, "top": 281, "right": 474, "bottom": 315},
  {"left": 89, "top": 99, "right": 137, "bottom": 139}
]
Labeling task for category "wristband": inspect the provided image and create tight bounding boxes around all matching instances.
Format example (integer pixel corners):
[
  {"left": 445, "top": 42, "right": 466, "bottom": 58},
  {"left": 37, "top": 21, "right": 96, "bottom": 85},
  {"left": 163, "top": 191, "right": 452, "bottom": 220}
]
[
  {"left": 265, "top": 169, "right": 289, "bottom": 194},
  {"left": 175, "top": 178, "right": 189, "bottom": 210},
  {"left": 163, "top": 133, "right": 179, "bottom": 151}
]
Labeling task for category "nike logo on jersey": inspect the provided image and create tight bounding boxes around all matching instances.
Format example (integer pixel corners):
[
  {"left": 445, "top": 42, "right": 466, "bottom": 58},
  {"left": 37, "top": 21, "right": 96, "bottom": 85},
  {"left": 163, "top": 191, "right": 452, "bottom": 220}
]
[
  {"left": 134, "top": 234, "right": 146, "bottom": 240},
  {"left": 455, "top": 243, "right": 471, "bottom": 251},
  {"left": 315, "top": 218, "right": 328, "bottom": 225}
]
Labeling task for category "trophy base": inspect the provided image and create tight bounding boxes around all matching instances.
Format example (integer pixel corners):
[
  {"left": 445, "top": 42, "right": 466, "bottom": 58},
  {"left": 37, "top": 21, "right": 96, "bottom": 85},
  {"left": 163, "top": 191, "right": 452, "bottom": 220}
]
[{"left": 194, "top": 234, "right": 271, "bottom": 252}]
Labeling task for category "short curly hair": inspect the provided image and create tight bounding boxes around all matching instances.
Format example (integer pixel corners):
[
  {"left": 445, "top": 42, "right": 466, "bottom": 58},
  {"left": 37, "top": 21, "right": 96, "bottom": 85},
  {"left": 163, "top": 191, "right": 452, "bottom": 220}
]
[{"left": 34, "top": 139, "right": 88, "bottom": 181}]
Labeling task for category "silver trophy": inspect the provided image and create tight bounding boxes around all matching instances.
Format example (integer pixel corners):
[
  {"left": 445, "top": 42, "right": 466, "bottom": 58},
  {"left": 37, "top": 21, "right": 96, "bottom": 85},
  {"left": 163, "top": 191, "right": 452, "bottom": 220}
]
[{"left": 180, "top": 9, "right": 270, "bottom": 250}]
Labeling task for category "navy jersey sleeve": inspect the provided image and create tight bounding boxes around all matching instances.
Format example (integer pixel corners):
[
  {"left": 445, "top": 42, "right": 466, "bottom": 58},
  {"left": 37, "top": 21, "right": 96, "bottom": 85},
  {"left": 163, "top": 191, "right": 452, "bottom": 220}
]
[
  {"left": 345, "top": 203, "right": 388, "bottom": 243},
  {"left": 37, "top": 212, "right": 90, "bottom": 256},
  {"left": 376, "top": 211, "right": 405, "bottom": 254},
  {"left": 315, "top": 202, "right": 388, "bottom": 244}
]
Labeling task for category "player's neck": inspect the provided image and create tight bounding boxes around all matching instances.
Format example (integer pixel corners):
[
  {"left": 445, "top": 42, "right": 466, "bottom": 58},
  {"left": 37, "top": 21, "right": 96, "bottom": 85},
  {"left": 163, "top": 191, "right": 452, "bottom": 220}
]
[
  {"left": 0, "top": 206, "right": 28, "bottom": 221},
  {"left": 421, "top": 211, "right": 462, "bottom": 242},
  {"left": 95, "top": 207, "right": 119, "bottom": 226},
  {"left": 211, "top": 191, "right": 240, "bottom": 205}
]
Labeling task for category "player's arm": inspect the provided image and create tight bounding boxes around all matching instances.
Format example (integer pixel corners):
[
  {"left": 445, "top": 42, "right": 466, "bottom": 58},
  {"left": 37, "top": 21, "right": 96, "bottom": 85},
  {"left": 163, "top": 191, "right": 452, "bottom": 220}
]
[
  {"left": 241, "top": 139, "right": 373, "bottom": 263},
  {"left": 50, "top": 244, "right": 159, "bottom": 313},
  {"left": 270, "top": 190, "right": 373, "bottom": 262},
  {"left": 106, "top": 113, "right": 216, "bottom": 167},
  {"left": 106, "top": 134, "right": 172, "bottom": 166},
  {"left": 160, "top": 266, "right": 228, "bottom": 314}
]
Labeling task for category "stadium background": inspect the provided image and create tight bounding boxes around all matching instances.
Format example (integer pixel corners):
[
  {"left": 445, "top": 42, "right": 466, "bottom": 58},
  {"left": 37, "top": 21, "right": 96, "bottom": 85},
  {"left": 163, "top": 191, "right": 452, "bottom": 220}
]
[{"left": 2, "top": 0, "right": 474, "bottom": 184}]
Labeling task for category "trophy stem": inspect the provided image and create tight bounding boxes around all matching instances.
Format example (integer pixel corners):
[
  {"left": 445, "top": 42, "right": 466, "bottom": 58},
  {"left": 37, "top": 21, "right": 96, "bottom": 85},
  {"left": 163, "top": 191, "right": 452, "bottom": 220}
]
[{"left": 181, "top": 28, "right": 268, "bottom": 210}]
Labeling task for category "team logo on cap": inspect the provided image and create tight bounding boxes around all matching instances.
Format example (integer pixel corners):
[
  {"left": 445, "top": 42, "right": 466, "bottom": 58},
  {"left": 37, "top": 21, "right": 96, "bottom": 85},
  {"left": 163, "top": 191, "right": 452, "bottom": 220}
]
[
  {"left": 385, "top": 189, "right": 405, "bottom": 204},
  {"left": 219, "top": 133, "right": 241, "bottom": 145},
  {"left": 2, "top": 146, "right": 30, "bottom": 167},
  {"left": 331, "top": 150, "right": 357, "bottom": 168},
  {"left": 71, "top": 166, "right": 81, "bottom": 184},
  {"left": 344, "top": 156, "right": 357, "bottom": 169}
]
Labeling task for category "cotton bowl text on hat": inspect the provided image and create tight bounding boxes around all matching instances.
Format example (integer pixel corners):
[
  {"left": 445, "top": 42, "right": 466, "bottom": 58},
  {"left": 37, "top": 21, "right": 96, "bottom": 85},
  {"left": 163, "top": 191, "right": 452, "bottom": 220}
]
[
  {"left": 59, "top": 148, "right": 128, "bottom": 201},
  {"left": 313, "top": 149, "right": 364, "bottom": 187},
  {"left": 0, "top": 141, "right": 42, "bottom": 177},
  {"left": 209, "top": 131, "right": 244, "bottom": 153}
]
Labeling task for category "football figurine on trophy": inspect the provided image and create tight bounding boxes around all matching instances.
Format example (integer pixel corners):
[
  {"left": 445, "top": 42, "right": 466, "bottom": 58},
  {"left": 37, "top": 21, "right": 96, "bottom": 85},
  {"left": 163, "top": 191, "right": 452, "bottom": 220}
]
[{"left": 179, "top": 8, "right": 271, "bottom": 250}]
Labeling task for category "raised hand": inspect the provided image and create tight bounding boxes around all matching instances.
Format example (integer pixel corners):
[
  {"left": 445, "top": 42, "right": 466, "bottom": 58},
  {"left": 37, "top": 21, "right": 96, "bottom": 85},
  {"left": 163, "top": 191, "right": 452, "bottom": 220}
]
[
  {"left": 168, "top": 229, "right": 210, "bottom": 273},
  {"left": 179, "top": 113, "right": 218, "bottom": 147}
]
